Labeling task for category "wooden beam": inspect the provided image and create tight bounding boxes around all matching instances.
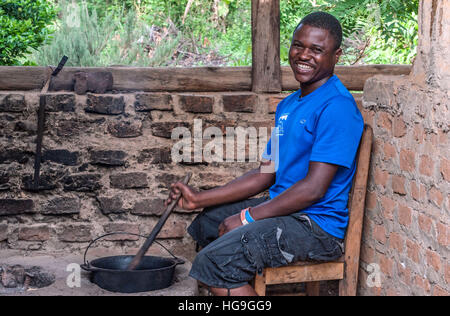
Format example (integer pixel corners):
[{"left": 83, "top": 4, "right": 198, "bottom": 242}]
[
  {"left": 282, "top": 64, "right": 412, "bottom": 91},
  {"left": 251, "top": 0, "right": 281, "bottom": 93},
  {"left": 264, "top": 262, "right": 344, "bottom": 285},
  {"left": 0, "top": 66, "right": 253, "bottom": 92},
  {"left": 0, "top": 65, "right": 411, "bottom": 92}
]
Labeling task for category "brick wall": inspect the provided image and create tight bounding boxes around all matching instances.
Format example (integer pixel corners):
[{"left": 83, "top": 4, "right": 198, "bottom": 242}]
[
  {"left": 0, "top": 90, "right": 286, "bottom": 261},
  {"left": 359, "top": 75, "right": 449, "bottom": 296}
]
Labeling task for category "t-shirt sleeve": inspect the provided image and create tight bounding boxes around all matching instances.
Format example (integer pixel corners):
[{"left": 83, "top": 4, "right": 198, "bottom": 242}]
[
  {"left": 262, "top": 137, "right": 272, "bottom": 160},
  {"left": 310, "top": 96, "right": 364, "bottom": 168}
]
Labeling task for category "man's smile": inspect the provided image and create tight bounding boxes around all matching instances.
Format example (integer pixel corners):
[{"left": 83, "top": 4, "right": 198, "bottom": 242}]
[{"left": 294, "top": 62, "right": 315, "bottom": 73}]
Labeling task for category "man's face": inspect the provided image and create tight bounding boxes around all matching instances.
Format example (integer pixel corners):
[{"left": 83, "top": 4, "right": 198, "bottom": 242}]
[{"left": 289, "top": 24, "right": 342, "bottom": 87}]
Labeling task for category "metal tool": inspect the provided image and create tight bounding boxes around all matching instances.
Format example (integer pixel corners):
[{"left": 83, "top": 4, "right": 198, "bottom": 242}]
[
  {"left": 32, "top": 56, "right": 68, "bottom": 191},
  {"left": 127, "top": 172, "right": 192, "bottom": 270}
]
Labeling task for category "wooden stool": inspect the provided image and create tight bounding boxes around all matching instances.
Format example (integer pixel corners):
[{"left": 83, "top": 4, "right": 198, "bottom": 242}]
[{"left": 253, "top": 125, "right": 373, "bottom": 296}]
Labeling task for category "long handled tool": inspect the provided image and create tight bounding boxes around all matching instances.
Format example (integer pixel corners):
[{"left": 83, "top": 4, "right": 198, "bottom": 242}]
[
  {"left": 127, "top": 172, "right": 192, "bottom": 270},
  {"left": 33, "top": 56, "right": 69, "bottom": 191}
]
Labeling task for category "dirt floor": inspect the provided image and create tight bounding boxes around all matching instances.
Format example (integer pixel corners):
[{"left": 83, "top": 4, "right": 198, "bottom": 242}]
[{"left": 0, "top": 249, "right": 197, "bottom": 296}]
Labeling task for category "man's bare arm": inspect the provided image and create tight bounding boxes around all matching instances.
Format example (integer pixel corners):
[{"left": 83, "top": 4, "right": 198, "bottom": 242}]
[
  {"left": 167, "top": 160, "right": 276, "bottom": 210},
  {"left": 249, "top": 161, "right": 338, "bottom": 220}
]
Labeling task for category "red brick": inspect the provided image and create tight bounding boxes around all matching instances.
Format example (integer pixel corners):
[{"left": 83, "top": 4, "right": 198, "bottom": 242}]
[
  {"left": 383, "top": 142, "right": 397, "bottom": 161},
  {"left": 380, "top": 195, "right": 396, "bottom": 220},
  {"left": 365, "top": 191, "right": 378, "bottom": 211},
  {"left": 374, "top": 224, "right": 387, "bottom": 244},
  {"left": 379, "top": 254, "right": 394, "bottom": 277},
  {"left": 446, "top": 263, "right": 450, "bottom": 284},
  {"left": 393, "top": 116, "right": 407, "bottom": 137},
  {"left": 427, "top": 132, "right": 438, "bottom": 146},
  {"left": 360, "top": 244, "right": 375, "bottom": 264},
  {"left": 385, "top": 287, "right": 399, "bottom": 296},
  {"left": 373, "top": 139, "right": 383, "bottom": 156},
  {"left": 158, "top": 220, "right": 186, "bottom": 239},
  {"left": 413, "top": 124, "right": 425, "bottom": 142},
  {"left": 58, "top": 224, "right": 92, "bottom": 242},
  {"left": 399, "top": 149, "right": 416, "bottom": 172},
  {"left": 373, "top": 167, "right": 389, "bottom": 187},
  {"left": 425, "top": 249, "right": 441, "bottom": 272},
  {"left": 413, "top": 275, "right": 431, "bottom": 294},
  {"left": 389, "top": 231, "right": 404, "bottom": 253},
  {"left": 419, "top": 155, "right": 434, "bottom": 177},
  {"left": 418, "top": 214, "right": 433, "bottom": 234},
  {"left": 433, "top": 285, "right": 450, "bottom": 296},
  {"left": 398, "top": 204, "right": 412, "bottom": 227},
  {"left": 406, "top": 239, "right": 420, "bottom": 263},
  {"left": 436, "top": 222, "right": 448, "bottom": 247},
  {"left": 440, "top": 157, "right": 450, "bottom": 181},
  {"left": 392, "top": 175, "right": 407, "bottom": 195},
  {"left": 103, "top": 223, "right": 140, "bottom": 241},
  {"left": 428, "top": 186, "right": 443, "bottom": 207},
  {"left": 376, "top": 112, "right": 392, "bottom": 133},
  {"left": 410, "top": 181, "right": 426, "bottom": 202},
  {"left": 397, "top": 262, "right": 412, "bottom": 286},
  {"left": 18, "top": 225, "right": 50, "bottom": 241}
]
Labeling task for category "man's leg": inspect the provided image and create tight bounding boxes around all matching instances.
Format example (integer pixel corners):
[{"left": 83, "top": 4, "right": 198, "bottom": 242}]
[
  {"left": 210, "top": 284, "right": 257, "bottom": 296},
  {"left": 189, "top": 217, "right": 286, "bottom": 296},
  {"left": 187, "top": 197, "right": 269, "bottom": 248},
  {"left": 189, "top": 214, "right": 344, "bottom": 296}
]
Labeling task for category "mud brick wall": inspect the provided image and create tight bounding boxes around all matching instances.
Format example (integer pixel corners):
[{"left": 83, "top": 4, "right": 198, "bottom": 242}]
[
  {"left": 0, "top": 90, "right": 285, "bottom": 261},
  {"left": 357, "top": 0, "right": 449, "bottom": 296}
]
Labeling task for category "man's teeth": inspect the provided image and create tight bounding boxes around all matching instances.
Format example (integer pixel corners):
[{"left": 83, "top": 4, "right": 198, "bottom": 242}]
[{"left": 296, "top": 64, "right": 313, "bottom": 70}]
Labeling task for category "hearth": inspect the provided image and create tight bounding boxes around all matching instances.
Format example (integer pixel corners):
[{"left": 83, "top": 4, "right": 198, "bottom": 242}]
[{"left": 0, "top": 264, "right": 55, "bottom": 295}]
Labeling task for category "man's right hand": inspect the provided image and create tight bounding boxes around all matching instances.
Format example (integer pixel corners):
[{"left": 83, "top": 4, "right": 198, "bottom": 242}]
[{"left": 165, "top": 182, "right": 200, "bottom": 210}]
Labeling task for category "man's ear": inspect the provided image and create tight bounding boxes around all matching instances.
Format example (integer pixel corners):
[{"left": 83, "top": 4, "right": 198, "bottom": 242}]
[{"left": 335, "top": 48, "right": 343, "bottom": 64}]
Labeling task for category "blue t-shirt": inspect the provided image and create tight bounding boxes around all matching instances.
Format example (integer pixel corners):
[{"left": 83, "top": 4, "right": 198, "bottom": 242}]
[{"left": 262, "top": 75, "right": 364, "bottom": 239}]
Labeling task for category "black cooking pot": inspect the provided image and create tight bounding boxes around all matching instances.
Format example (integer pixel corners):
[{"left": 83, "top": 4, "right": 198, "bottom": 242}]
[{"left": 80, "top": 232, "right": 184, "bottom": 293}]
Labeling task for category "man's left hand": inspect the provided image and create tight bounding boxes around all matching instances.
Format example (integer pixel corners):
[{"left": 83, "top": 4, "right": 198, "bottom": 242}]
[{"left": 218, "top": 213, "right": 242, "bottom": 237}]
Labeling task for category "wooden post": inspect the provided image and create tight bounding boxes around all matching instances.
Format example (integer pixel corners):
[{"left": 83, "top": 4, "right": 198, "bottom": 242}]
[{"left": 251, "top": 0, "right": 281, "bottom": 93}]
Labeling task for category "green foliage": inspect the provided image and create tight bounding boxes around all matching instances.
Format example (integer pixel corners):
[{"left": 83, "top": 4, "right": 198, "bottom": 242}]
[
  {"left": 31, "top": 1, "right": 184, "bottom": 67},
  {"left": 25, "top": 0, "right": 418, "bottom": 67},
  {"left": 0, "top": 0, "right": 57, "bottom": 65},
  {"left": 279, "top": 0, "right": 419, "bottom": 65}
]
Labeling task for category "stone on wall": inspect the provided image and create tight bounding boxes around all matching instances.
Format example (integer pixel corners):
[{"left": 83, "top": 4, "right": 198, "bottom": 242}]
[
  {"left": 109, "top": 172, "right": 148, "bottom": 189},
  {"left": 43, "top": 94, "right": 76, "bottom": 112},
  {"left": 0, "top": 199, "right": 34, "bottom": 216},
  {"left": 63, "top": 173, "right": 102, "bottom": 192},
  {"left": 89, "top": 150, "right": 127, "bottom": 166},
  {"left": 42, "top": 197, "right": 81, "bottom": 215},
  {"left": 85, "top": 94, "right": 125, "bottom": 115},
  {"left": 135, "top": 93, "right": 172, "bottom": 111},
  {"left": 0, "top": 94, "right": 26, "bottom": 112}
]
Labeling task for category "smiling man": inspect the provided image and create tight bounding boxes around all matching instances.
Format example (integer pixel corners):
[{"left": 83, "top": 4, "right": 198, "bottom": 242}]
[{"left": 167, "top": 12, "right": 364, "bottom": 296}]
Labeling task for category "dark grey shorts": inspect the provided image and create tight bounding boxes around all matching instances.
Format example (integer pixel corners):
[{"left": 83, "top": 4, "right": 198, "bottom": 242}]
[{"left": 187, "top": 198, "right": 344, "bottom": 289}]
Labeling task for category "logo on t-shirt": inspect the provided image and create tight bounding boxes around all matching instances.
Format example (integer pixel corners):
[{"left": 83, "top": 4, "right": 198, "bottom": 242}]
[{"left": 277, "top": 113, "right": 289, "bottom": 136}]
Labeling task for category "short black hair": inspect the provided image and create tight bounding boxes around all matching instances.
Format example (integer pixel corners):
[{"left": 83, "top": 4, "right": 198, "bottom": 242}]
[{"left": 294, "top": 11, "right": 343, "bottom": 50}]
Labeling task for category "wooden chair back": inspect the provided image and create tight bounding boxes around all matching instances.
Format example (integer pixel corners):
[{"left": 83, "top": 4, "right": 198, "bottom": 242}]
[{"left": 253, "top": 124, "right": 373, "bottom": 296}]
